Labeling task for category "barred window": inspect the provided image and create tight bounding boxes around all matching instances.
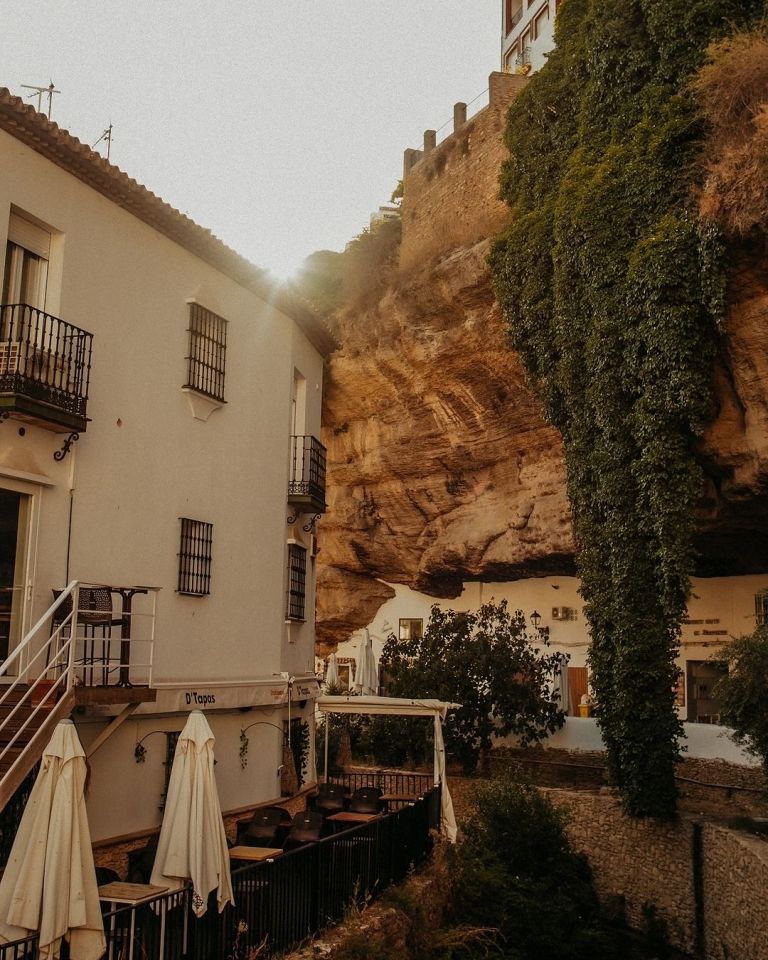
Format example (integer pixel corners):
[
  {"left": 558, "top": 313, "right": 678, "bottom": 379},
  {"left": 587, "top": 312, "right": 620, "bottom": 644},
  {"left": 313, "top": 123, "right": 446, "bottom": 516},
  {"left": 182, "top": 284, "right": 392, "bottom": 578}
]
[
  {"left": 184, "top": 302, "right": 227, "bottom": 402},
  {"left": 286, "top": 544, "right": 307, "bottom": 621},
  {"left": 178, "top": 518, "right": 213, "bottom": 596}
]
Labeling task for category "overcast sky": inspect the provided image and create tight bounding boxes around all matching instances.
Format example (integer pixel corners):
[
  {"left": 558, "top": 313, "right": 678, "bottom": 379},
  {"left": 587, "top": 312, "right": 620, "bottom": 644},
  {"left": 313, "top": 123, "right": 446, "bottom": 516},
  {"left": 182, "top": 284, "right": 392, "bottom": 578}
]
[{"left": 2, "top": 1, "right": 500, "bottom": 279}]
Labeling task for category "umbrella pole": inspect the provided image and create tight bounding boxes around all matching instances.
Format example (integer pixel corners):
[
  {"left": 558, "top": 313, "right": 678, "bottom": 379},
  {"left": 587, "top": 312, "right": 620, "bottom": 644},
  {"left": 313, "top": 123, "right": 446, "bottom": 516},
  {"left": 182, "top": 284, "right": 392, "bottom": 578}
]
[
  {"left": 433, "top": 715, "right": 439, "bottom": 787},
  {"left": 324, "top": 713, "right": 329, "bottom": 783}
]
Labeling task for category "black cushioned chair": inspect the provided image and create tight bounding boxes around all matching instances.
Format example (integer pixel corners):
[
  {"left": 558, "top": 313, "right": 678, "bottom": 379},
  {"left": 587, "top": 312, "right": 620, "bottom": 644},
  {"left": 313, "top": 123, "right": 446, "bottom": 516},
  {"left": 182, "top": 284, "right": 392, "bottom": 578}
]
[
  {"left": 283, "top": 811, "right": 324, "bottom": 851},
  {"left": 311, "top": 782, "right": 349, "bottom": 816},
  {"left": 349, "top": 787, "right": 384, "bottom": 814}
]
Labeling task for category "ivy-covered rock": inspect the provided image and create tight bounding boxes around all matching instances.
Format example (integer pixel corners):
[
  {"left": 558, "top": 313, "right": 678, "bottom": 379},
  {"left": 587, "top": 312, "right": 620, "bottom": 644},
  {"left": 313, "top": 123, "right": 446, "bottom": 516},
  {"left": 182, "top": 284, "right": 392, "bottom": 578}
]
[{"left": 490, "top": 0, "right": 766, "bottom": 817}]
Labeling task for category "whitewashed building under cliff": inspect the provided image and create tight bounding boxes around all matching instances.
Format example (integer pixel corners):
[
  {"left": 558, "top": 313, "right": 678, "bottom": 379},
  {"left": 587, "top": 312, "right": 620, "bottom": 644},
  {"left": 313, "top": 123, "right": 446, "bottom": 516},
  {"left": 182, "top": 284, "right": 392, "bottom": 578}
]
[{"left": 0, "top": 86, "right": 333, "bottom": 855}]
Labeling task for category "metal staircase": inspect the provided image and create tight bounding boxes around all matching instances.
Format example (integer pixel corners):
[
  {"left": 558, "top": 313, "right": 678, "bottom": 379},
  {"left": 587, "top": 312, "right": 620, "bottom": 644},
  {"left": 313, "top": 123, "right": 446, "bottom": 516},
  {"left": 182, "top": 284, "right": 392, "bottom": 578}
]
[{"left": 0, "top": 581, "right": 157, "bottom": 811}]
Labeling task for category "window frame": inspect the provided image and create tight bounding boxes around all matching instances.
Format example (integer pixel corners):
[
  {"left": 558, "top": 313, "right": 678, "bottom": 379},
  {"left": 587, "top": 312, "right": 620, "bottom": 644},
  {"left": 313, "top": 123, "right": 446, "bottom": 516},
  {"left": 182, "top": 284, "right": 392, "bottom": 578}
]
[
  {"left": 398, "top": 618, "right": 424, "bottom": 641},
  {"left": 184, "top": 302, "right": 228, "bottom": 403},
  {"left": 177, "top": 517, "right": 213, "bottom": 597},
  {"left": 286, "top": 544, "right": 307, "bottom": 622}
]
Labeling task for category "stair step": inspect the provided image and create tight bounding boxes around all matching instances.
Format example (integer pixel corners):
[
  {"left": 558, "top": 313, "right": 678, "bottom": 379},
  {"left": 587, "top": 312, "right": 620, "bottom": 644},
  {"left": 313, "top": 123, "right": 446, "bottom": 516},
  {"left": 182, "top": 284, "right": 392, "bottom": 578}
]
[
  {"left": 0, "top": 685, "right": 31, "bottom": 706},
  {"left": 0, "top": 748, "right": 26, "bottom": 776},
  {"left": 0, "top": 701, "right": 32, "bottom": 723}
]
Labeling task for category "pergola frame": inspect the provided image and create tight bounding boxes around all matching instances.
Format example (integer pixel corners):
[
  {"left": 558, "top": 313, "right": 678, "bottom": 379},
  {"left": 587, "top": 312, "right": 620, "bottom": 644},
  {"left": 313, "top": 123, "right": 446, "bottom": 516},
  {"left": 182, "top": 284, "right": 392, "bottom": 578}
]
[{"left": 316, "top": 695, "right": 461, "bottom": 841}]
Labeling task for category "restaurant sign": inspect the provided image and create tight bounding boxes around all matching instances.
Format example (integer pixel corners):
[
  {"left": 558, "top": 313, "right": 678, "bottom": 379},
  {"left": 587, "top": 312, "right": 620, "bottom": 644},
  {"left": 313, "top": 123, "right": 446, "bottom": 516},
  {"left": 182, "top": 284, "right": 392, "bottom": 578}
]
[{"left": 152, "top": 677, "right": 320, "bottom": 714}]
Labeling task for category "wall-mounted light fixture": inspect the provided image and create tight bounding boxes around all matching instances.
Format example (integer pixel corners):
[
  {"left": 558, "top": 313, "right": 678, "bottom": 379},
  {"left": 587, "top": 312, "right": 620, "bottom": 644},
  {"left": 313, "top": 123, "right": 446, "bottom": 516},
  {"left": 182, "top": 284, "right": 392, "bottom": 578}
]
[{"left": 530, "top": 610, "right": 550, "bottom": 641}]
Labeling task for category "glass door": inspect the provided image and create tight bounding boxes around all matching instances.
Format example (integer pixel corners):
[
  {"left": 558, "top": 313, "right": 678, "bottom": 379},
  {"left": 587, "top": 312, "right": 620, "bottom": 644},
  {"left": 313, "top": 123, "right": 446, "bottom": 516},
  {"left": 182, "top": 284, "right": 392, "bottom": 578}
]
[{"left": 0, "top": 489, "right": 31, "bottom": 671}]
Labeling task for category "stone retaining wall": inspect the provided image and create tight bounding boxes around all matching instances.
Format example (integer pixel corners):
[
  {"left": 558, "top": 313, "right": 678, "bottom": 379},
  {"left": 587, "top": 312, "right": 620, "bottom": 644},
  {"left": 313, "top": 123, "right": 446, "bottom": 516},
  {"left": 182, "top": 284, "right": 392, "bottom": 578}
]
[
  {"left": 399, "top": 72, "right": 527, "bottom": 271},
  {"left": 548, "top": 788, "right": 768, "bottom": 960}
]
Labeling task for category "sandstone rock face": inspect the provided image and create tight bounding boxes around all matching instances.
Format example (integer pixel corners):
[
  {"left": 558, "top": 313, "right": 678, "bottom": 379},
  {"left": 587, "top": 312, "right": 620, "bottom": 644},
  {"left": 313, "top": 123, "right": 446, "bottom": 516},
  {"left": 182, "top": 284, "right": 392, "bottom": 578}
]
[
  {"left": 316, "top": 239, "right": 768, "bottom": 651},
  {"left": 316, "top": 240, "right": 574, "bottom": 650}
]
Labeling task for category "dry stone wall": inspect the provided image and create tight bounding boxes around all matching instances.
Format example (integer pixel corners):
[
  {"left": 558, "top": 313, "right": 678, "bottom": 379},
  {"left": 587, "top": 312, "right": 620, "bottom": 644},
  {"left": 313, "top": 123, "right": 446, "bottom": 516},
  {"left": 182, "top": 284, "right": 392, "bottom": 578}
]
[{"left": 548, "top": 788, "right": 768, "bottom": 960}]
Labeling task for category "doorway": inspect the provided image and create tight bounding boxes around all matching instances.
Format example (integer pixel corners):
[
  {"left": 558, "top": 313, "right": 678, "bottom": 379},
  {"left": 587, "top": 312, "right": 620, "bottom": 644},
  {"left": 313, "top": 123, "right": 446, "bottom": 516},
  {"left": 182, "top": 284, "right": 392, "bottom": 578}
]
[
  {"left": 686, "top": 660, "right": 728, "bottom": 723},
  {"left": 0, "top": 489, "right": 31, "bottom": 666}
]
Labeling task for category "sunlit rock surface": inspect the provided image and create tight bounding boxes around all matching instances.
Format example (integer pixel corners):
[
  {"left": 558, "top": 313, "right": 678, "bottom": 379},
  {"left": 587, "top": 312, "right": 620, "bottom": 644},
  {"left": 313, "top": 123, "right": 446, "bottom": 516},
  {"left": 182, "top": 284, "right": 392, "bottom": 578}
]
[{"left": 316, "top": 243, "right": 768, "bottom": 650}]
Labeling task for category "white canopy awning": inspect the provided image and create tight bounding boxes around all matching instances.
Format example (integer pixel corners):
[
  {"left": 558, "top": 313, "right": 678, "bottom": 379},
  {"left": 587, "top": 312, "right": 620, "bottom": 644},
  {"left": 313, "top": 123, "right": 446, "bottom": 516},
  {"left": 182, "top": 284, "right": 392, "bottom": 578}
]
[
  {"left": 317, "top": 695, "right": 460, "bottom": 842},
  {"left": 317, "top": 695, "right": 460, "bottom": 718}
]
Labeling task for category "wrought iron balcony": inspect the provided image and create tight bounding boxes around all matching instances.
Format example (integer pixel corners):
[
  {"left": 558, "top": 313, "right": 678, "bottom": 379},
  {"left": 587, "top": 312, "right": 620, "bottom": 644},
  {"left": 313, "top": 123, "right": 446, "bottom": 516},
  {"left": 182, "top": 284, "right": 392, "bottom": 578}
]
[
  {"left": 0, "top": 304, "right": 93, "bottom": 432},
  {"left": 288, "top": 435, "right": 327, "bottom": 514}
]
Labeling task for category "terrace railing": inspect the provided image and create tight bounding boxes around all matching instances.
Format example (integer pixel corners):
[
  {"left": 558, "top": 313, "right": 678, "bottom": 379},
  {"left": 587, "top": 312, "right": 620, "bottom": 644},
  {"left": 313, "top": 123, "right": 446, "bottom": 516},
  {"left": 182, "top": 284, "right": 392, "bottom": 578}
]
[
  {"left": 327, "top": 770, "right": 434, "bottom": 797},
  {"left": 0, "top": 303, "right": 93, "bottom": 431},
  {"left": 0, "top": 787, "right": 440, "bottom": 960},
  {"left": 287, "top": 435, "right": 327, "bottom": 514}
]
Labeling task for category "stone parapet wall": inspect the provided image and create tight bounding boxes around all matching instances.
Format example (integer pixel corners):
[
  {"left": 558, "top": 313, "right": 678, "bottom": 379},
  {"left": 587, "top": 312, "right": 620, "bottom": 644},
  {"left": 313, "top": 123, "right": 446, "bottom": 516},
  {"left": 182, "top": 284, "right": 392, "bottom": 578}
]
[
  {"left": 548, "top": 788, "right": 768, "bottom": 960},
  {"left": 399, "top": 72, "right": 528, "bottom": 271}
]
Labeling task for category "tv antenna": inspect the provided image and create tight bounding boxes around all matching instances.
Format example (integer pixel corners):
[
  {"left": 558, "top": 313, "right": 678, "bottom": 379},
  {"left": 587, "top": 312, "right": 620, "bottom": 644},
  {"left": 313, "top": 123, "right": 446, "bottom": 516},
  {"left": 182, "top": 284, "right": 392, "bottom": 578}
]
[
  {"left": 92, "top": 123, "right": 114, "bottom": 161},
  {"left": 21, "top": 81, "right": 60, "bottom": 119}
]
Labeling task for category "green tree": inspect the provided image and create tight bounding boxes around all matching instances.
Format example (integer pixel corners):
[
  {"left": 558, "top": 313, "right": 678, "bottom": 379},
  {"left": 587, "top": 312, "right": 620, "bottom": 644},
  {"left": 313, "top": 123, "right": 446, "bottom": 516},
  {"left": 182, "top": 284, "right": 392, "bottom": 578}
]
[
  {"left": 379, "top": 601, "right": 566, "bottom": 774},
  {"left": 715, "top": 626, "right": 768, "bottom": 776},
  {"left": 449, "top": 778, "right": 613, "bottom": 960},
  {"left": 490, "top": 0, "right": 766, "bottom": 817}
]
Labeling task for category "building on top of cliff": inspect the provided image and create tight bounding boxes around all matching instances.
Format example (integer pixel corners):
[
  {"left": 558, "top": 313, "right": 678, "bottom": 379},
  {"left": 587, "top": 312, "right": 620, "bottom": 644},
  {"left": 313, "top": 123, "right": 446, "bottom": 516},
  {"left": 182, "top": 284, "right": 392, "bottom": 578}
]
[{"left": 501, "top": 0, "right": 560, "bottom": 75}]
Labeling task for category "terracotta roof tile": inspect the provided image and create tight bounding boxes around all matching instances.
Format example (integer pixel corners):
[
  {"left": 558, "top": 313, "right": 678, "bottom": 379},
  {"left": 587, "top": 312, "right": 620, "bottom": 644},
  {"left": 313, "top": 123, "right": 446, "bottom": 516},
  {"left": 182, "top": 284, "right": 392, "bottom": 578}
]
[{"left": 0, "top": 87, "right": 336, "bottom": 355}]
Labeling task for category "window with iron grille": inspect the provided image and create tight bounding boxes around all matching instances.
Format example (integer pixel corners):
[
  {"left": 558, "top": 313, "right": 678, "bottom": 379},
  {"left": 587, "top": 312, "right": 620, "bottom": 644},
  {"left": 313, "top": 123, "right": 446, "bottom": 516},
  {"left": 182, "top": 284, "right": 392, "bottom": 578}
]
[
  {"left": 286, "top": 544, "right": 307, "bottom": 621},
  {"left": 177, "top": 518, "right": 213, "bottom": 596},
  {"left": 184, "top": 302, "right": 227, "bottom": 402}
]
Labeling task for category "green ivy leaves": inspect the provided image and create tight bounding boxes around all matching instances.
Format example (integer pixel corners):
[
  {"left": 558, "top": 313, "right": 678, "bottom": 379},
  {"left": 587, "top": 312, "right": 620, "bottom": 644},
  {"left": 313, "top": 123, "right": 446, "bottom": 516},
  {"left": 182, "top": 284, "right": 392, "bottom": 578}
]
[{"left": 490, "top": 0, "right": 761, "bottom": 816}]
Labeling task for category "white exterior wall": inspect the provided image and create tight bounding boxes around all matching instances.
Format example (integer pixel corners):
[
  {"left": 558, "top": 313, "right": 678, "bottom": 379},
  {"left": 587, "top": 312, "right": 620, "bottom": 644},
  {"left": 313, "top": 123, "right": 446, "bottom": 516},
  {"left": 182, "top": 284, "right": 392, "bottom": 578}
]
[
  {"left": 336, "top": 572, "right": 768, "bottom": 761},
  {"left": 0, "top": 126, "right": 324, "bottom": 839},
  {"left": 501, "top": 0, "right": 557, "bottom": 75}
]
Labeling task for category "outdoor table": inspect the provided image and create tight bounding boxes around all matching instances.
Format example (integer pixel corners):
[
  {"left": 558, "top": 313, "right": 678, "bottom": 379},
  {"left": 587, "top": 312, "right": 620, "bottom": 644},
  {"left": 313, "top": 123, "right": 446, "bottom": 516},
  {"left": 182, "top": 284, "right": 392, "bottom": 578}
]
[
  {"left": 229, "top": 845, "right": 283, "bottom": 862},
  {"left": 326, "top": 811, "right": 381, "bottom": 831},
  {"left": 98, "top": 881, "right": 169, "bottom": 960}
]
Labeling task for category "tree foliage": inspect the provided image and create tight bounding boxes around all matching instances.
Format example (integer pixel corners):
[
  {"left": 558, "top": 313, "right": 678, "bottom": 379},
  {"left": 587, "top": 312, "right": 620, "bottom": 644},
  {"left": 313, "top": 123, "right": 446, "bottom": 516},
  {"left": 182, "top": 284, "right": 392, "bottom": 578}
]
[
  {"left": 715, "top": 626, "right": 768, "bottom": 776},
  {"left": 449, "top": 778, "right": 614, "bottom": 960},
  {"left": 379, "top": 601, "right": 566, "bottom": 773},
  {"left": 490, "top": 0, "right": 766, "bottom": 817}
]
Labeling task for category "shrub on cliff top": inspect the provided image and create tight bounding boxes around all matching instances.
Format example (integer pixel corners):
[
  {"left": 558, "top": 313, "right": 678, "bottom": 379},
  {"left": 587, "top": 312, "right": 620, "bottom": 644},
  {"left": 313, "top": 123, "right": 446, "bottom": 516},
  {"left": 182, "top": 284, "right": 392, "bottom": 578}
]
[
  {"left": 490, "top": 0, "right": 767, "bottom": 817},
  {"left": 693, "top": 29, "right": 768, "bottom": 235}
]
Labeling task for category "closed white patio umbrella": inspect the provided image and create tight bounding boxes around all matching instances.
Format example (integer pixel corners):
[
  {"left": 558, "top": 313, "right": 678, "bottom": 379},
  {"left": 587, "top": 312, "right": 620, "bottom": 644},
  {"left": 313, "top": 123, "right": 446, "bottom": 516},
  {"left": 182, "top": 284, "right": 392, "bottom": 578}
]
[
  {"left": 352, "top": 630, "right": 378, "bottom": 696},
  {"left": 325, "top": 653, "right": 340, "bottom": 688},
  {"left": 0, "top": 719, "right": 105, "bottom": 960},
  {"left": 150, "top": 711, "right": 234, "bottom": 917}
]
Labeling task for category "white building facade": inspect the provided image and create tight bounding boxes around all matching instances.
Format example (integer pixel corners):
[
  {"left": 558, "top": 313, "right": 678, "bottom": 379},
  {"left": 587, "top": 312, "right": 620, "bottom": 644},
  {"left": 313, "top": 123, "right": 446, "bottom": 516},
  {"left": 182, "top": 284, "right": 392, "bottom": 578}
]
[
  {"left": 0, "top": 88, "right": 332, "bottom": 845},
  {"left": 501, "top": 0, "right": 559, "bottom": 75},
  {"left": 334, "top": 571, "right": 768, "bottom": 750}
]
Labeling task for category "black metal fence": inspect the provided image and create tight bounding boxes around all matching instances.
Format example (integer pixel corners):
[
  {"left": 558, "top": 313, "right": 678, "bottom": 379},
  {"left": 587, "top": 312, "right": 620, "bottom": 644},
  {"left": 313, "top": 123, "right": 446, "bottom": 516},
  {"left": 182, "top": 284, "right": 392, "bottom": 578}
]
[
  {"left": 0, "top": 304, "right": 93, "bottom": 420},
  {"left": 0, "top": 788, "right": 440, "bottom": 960},
  {"left": 328, "top": 770, "right": 434, "bottom": 797}
]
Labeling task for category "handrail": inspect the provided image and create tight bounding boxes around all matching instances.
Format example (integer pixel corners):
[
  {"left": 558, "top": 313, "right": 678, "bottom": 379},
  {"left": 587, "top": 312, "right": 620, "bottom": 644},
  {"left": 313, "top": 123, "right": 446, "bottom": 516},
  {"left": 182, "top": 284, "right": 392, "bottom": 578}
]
[
  {"left": 0, "top": 580, "right": 157, "bottom": 813},
  {"left": 0, "top": 579, "right": 78, "bottom": 678}
]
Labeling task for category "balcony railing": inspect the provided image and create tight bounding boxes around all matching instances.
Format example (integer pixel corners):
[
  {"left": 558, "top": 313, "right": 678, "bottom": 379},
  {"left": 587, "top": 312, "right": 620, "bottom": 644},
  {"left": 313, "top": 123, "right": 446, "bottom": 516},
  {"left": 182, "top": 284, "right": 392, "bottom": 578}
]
[
  {"left": 288, "top": 435, "right": 327, "bottom": 514},
  {"left": 0, "top": 303, "right": 93, "bottom": 431}
]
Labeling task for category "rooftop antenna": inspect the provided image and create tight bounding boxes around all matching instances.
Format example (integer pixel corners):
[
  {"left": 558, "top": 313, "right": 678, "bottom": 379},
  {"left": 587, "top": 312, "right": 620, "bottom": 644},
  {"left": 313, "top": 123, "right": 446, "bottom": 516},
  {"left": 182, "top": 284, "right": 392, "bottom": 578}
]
[
  {"left": 21, "top": 81, "right": 60, "bottom": 119},
  {"left": 92, "top": 123, "right": 114, "bottom": 161}
]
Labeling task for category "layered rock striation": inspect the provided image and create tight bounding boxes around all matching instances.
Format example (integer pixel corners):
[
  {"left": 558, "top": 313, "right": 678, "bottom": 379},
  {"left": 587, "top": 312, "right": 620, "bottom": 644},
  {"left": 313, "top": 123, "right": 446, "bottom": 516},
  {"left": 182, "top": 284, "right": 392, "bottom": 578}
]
[{"left": 315, "top": 62, "right": 768, "bottom": 652}]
